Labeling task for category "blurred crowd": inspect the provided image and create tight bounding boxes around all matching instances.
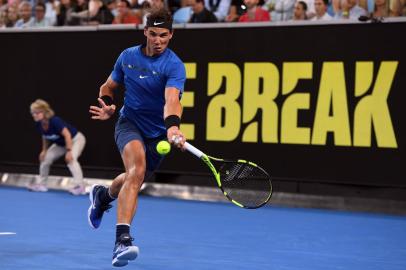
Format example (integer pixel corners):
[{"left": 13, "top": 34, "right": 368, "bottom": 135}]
[{"left": 1, "top": 0, "right": 405, "bottom": 28}]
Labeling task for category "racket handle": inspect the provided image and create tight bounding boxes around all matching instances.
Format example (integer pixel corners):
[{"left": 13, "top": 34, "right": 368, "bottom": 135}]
[
  {"left": 172, "top": 135, "right": 204, "bottom": 158},
  {"left": 184, "top": 142, "right": 204, "bottom": 158}
]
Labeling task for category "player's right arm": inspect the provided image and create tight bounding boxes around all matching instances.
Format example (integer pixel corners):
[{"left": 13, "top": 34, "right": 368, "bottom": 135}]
[{"left": 89, "top": 76, "right": 118, "bottom": 120}]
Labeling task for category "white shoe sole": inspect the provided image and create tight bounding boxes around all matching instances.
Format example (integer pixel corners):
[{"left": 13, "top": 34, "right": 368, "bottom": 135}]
[{"left": 112, "top": 246, "right": 139, "bottom": 267}]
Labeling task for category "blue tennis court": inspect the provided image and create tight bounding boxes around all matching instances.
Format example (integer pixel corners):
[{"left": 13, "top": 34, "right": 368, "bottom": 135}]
[{"left": 1, "top": 186, "right": 406, "bottom": 270}]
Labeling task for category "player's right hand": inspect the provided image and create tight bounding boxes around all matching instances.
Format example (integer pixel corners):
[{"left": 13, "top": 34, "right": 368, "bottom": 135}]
[
  {"left": 169, "top": 132, "right": 186, "bottom": 150},
  {"left": 89, "top": 98, "right": 116, "bottom": 120}
]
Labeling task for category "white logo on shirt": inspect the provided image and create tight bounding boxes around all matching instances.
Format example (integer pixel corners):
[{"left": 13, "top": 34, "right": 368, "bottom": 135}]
[
  {"left": 43, "top": 134, "right": 60, "bottom": 140},
  {"left": 139, "top": 75, "right": 148, "bottom": 79},
  {"left": 153, "top": 21, "right": 164, "bottom": 26}
]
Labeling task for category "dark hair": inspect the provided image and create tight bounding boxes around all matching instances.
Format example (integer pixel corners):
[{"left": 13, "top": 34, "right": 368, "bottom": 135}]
[
  {"left": 35, "top": 2, "right": 46, "bottom": 10},
  {"left": 322, "top": 0, "right": 329, "bottom": 5},
  {"left": 146, "top": 8, "right": 173, "bottom": 31},
  {"left": 298, "top": 0, "right": 308, "bottom": 11},
  {"left": 117, "top": 0, "right": 131, "bottom": 8}
]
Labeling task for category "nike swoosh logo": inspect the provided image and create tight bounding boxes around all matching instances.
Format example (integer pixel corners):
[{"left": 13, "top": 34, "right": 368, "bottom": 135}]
[
  {"left": 153, "top": 21, "right": 164, "bottom": 26},
  {"left": 139, "top": 75, "right": 148, "bottom": 79}
]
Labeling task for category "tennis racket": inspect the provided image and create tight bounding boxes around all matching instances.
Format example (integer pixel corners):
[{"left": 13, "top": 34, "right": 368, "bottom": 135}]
[{"left": 176, "top": 139, "right": 272, "bottom": 209}]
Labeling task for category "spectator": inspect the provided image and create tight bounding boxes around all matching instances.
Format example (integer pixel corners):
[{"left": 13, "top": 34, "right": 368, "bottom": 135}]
[
  {"left": 312, "top": 0, "right": 332, "bottom": 19},
  {"left": 129, "top": 0, "right": 143, "bottom": 8},
  {"left": 5, "top": 4, "right": 19, "bottom": 27},
  {"left": 14, "top": 1, "right": 34, "bottom": 28},
  {"left": 225, "top": 0, "right": 246, "bottom": 22},
  {"left": 0, "top": 0, "right": 7, "bottom": 12},
  {"left": 106, "top": 0, "right": 118, "bottom": 17},
  {"left": 239, "top": 0, "right": 271, "bottom": 21},
  {"left": 301, "top": 0, "right": 315, "bottom": 17},
  {"left": 332, "top": 0, "right": 341, "bottom": 13},
  {"left": 263, "top": 0, "right": 295, "bottom": 21},
  {"left": 75, "top": 0, "right": 89, "bottom": 15},
  {"left": 390, "top": 0, "right": 405, "bottom": 15},
  {"left": 56, "top": 0, "right": 78, "bottom": 26},
  {"left": 70, "top": 0, "right": 114, "bottom": 25},
  {"left": 0, "top": 10, "right": 6, "bottom": 28},
  {"left": 148, "top": 0, "right": 165, "bottom": 9},
  {"left": 167, "top": 0, "right": 183, "bottom": 13},
  {"left": 30, "top": 2, "right": 53, "bottom": 26},
  {"left": 204, "top": 0, "right": 231, "bottom": 21},
  {"left": 189, "top": 0, "right": 218, "bottom": 21},
  {"left": 0, "top": 0, "right": 8, "bottom": 27},
  {"left": 68, "top": 0, "right": 85, "bottom": 25},
  {"left": 68, "top": 0, "right": 90, "bottom": 25},
  {"left": 173, "top": 0, "right": 193, "bottom": 23},
  {"left": 8, "top": 0, "right": 22, "bottom": 6},
  {"left": 88, "top": 0, "right": 114, "bottom": 24},
  {"left": 29, "top": 99, "right": 87, "bottom": 195},
  {"left": 334, "top": 0, "right": 367, "bottom": 19},
  {"left": 43, "top": 0, "right": 58, "bottom": 26},
  {"left": 291, "top": 0, "right": 308, "bottom": 19},
  {"left": 373, "top": 0, "right": 389, "bottom": 16},
  {"left": 113, "top": 0, "right": 141, "bottom": 24},
  {"left": 141, "top": 0, "right": 165, "bottom": 24}
]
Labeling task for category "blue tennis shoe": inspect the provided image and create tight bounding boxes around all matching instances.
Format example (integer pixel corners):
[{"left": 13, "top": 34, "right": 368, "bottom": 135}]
[
  {"left": 112, "top": 234, "right": 139, "bottom": 267},
  {"left": 87, "top": 185, "right": 112, "bottom": 229}
]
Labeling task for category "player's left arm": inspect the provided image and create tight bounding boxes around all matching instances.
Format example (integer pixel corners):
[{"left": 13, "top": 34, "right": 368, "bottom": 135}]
[{"left": 61, "top": 127, "right": 74, "bottom": 163}]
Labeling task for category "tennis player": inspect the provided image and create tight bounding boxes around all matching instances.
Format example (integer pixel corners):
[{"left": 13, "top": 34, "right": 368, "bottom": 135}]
[
  {"left": 88, "top": 8, "right": 186, "bottom": 267},
  {"left": 30, "top": 99, "right": 87, "bottom": 195}
]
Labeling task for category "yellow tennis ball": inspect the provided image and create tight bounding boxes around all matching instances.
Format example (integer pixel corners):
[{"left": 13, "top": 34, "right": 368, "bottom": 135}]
[{"left": 156, "top": 140, "right": 171, "bottom": 155}]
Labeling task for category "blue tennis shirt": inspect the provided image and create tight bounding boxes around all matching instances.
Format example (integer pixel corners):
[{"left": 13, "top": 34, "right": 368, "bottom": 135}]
[
  {"left": 111, "top": 45, "right": 186, "bottom": 138},
  {"left": 35, "top": 116, "right": 78, "bottom": 146}
]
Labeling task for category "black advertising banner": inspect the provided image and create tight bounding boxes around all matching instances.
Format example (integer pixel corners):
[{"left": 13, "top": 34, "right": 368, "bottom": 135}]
[{"left": 1, "top": 22, "right": 405, "bottom": 188}]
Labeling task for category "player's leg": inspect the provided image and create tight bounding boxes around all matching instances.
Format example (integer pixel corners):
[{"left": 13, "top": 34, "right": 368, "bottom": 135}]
[
  {"left": 88, "top": 116, "right": 141, "bottom": 229},
  {"left": 29, "top": 144, "right": 64, "bottom": 192},
  {"left": 117, "top": 140, "right": 146, "bottom": 224},
  {"left": 67, "top": 132, "right": 87, "bottom": 195},
  {"left": 111, "top": 140, "right": 145, "bottom": 267},
  {"left": 87, "top": 152, "right": 143, "bottom": 230},
  {"left": 108, "top": 137, "right": 164, "bottom": 232},
  {"left": 87, "top": 172, "right": 125, "bottom": 229}
]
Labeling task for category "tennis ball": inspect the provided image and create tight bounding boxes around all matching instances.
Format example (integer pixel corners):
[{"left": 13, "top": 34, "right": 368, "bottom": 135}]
[{"left": 156, "top": 140, "right": 171, "bottom": 155}]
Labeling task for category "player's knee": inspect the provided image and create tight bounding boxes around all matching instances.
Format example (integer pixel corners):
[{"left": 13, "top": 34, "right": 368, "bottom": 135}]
[{"left": 125, "top": 169, "right": 145, "bottom": 189}]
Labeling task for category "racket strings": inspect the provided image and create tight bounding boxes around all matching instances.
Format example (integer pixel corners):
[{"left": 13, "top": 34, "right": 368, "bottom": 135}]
[
  {"left": 222, "top": 163, "right": 243, "bottom": 182},
  {"left": 219, "top": 162, "right": 272, "bottom": 208}
]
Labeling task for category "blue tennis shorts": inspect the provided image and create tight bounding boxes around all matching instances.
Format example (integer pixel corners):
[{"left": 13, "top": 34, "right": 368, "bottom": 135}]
[{"left": 115, "top": 115, "right": 166, "bottom": 172}]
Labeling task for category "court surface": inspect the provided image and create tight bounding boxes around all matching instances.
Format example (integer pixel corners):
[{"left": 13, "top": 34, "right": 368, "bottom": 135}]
[{"left": 1, "top": 186, "right": 406, "bottom": 270}]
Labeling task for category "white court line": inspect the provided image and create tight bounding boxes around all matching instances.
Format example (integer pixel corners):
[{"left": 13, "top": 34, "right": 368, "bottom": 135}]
[{"left": 0, "top": 232, "right": 16, "bottom": 235}]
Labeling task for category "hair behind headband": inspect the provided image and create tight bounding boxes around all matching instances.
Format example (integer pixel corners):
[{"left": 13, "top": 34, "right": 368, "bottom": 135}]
[{"left": 146, "top": 8, "right": 173, "bottom": 31}]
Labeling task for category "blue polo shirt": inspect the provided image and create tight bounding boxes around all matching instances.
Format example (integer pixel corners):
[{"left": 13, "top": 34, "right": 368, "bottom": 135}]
[
  {"left": 111, "top": 45, "right": 186, "bottom": 138},
  {"left": 35, "top": 116, "right": 78, "bottom": 146}
]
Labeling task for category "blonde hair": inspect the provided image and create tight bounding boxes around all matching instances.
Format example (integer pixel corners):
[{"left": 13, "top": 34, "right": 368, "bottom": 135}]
[{"left": 30, "top": 99, "right": 55, "bottom": 119}]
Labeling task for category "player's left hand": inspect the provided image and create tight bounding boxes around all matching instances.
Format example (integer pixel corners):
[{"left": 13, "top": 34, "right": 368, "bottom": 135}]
[{"left": 89, "top": 98, "right": 116, "bottom": 120}]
